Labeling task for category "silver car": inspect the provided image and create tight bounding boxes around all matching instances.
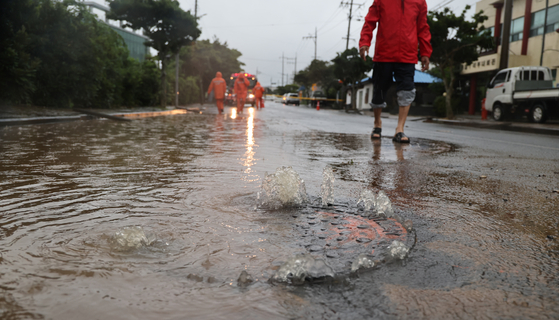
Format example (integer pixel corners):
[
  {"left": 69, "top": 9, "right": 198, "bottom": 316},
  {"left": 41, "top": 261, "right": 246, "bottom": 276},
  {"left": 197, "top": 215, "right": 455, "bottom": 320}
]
[{"left": 282, "top": 93, "right": 300, "bottom": 106}]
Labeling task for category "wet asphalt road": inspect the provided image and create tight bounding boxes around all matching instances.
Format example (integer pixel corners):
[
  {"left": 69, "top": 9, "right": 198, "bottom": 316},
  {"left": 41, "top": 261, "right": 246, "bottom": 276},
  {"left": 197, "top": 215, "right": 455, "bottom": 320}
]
[
  {"left": 1, "top": 100, "right": 558, "bottom": 319},
  {"left": 231, "top": 101, "right": 559, "bottom": 318}
]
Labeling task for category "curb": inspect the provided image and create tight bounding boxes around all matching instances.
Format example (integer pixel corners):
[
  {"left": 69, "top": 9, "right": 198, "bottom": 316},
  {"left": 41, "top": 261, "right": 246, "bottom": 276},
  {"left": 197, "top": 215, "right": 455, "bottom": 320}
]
[
  {"left": 425, "top": 118, "right": 559, "bottom": 136},
  {"left": 0, "top": 109, "right": 189, "bottom": 127}
]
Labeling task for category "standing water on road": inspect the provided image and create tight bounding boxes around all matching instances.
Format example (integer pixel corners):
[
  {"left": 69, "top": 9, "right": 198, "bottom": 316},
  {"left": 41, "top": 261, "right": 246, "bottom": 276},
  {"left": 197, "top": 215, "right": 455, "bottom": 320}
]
[{"left": 1, "top": 103, "right": 558, "bottom": 319}]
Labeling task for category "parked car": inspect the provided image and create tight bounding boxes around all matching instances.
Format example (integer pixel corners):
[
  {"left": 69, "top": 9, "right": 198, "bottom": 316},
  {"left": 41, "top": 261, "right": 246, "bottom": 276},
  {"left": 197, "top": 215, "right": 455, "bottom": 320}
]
[
  {"left": 309, "top": 90, "right": 327, "bottom": 108},
  {"left": 283, "top": 93, "right": 300, "bottom": 105},
  {"left": 485, "top": 66, "right": 559, "bottom": 123}
]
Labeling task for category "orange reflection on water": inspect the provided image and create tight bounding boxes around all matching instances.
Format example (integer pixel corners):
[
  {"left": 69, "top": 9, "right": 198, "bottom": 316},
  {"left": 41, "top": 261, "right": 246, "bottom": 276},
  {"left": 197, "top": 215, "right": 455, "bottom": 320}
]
[{"left": 243, "top": 108, "right": 256, "bottom": 170}]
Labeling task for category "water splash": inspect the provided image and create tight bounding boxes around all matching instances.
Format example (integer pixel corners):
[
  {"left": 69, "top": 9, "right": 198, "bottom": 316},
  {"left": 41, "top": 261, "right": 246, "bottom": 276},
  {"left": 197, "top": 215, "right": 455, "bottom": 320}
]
[
  {"left": 351, "top": 253, "right": 375, "bottom": 272},
  {"left": 375, "top": 190, "right": 394, "bottom": 217},
  {"left": 112, "top": 226, "right": 156, "bottom": 251},
  {"left": 272, "top": 254, "right": 334, "bottom": 285},
  {"left": 386, "top": 240, "right": 409, "bottom": 260},
  {"left": 357, "top": 189, "right": 376, "bottom": 212},
  {"left": 320, "top": 165, "right": 335, "bottom": 206},
  {"left": 258, "top": 166, "right": 309, "bottom": 209}
]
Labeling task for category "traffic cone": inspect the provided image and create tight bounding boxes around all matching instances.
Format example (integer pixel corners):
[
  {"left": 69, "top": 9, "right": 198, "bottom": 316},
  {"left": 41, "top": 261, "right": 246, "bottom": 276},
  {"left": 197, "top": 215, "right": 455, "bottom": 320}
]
[{"left": 316, "top": 101, "right": 320, "bottom": 111}]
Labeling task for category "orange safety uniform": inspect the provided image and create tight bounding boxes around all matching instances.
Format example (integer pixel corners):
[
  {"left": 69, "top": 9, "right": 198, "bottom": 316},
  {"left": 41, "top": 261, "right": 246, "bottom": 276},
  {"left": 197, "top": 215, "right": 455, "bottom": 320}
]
[
  {"left": 234, "top": 73, "right": 250, "bottom": 113},
  {"left": 253, "top": 82, "right": 265, "bottom": 109},
  {"left": 207, "top": 72, "right": 227, "bottom": 114}
]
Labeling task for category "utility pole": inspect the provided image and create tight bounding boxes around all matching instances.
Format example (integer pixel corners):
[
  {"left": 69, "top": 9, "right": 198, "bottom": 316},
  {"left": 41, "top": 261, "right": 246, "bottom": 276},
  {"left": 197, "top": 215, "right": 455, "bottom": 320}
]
[
  {"left": 175, "top": 53, "right": 179, "bottom": 108},
  {"left": 303, "top": 28, "right": 317, "bottom": 60},
  {"left": 286, "top": 55, "right": 297, "bottom": 84},
  {"left": 195, "top": 0, "right": 198, "bottom": 20},
  {"left": 281, "top": 52, "right": 285, "bottom": 86},
  {"left": 344, "top": 0, "right": 353, "bottom": 50},
  {"left": 341, "top": 0, "right": 363, "bottom": 50}
]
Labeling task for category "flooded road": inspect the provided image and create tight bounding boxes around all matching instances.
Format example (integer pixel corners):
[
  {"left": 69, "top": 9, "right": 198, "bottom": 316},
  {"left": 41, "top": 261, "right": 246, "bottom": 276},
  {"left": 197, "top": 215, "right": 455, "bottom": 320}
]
[{"left": 1, "top": 103, "right": 558, "bottom": 319}]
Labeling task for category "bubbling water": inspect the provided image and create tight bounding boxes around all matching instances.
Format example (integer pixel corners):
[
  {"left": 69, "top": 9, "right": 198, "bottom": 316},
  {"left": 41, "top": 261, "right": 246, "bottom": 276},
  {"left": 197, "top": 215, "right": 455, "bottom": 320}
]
[
  {"left": 386, "top": 240, "right": 409, "bottom": 261},
  {"left": 375, "top": 190, "right": 394, "bottom": 217},
  {"left": 351, "top": 253, "right": 375, "bottom": 272},
  {"left": 320, "top": 165, "right": 335, "bottom": 206},
  {"left": 272, "top": 254, "right": 335, "bottom": 285},
  {"left": 111, "top": 226, "right": 156, "bottom": 251},
  {"left": 257, "top": 166, "right": 309, "bottom": 209},
  {"left": 357, "top": 189, "right": 376, "bottom": 212}
]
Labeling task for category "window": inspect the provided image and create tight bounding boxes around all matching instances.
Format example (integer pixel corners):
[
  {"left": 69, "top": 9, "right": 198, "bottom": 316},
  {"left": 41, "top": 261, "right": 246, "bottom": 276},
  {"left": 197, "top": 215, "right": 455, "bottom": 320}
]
[
  {"left": 530, "top": 10, "right": 545, "bottom": 37},
  {"left": 491, "top": 71, "right": 509, "bottom": 87},
  {"left": 531, "top": 5, "right": 559, "bottom": 36},
  {"left": 546, "top": 5, "right": 559, "bottom": 34},
  {"left": 510, "top": 17, "right": 524, "bottom": 42},
  {"left": 520, "top": 70, "right": 545, "bottom": 80}
]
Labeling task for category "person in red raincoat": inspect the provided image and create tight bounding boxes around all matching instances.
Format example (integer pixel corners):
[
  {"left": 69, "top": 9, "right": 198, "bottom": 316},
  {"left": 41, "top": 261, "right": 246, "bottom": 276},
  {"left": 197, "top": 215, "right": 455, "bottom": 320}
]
[
  {"left": 253, "top": 82, "right": 265, "bottom": 110},
  {"left": 359, "top": 0, "right": 432, "bottom": 143},
  {"left": 207, "top": 72, "right": 227, "bottom": 114},
  {"left": 234, "top": 73, "right": 250, "bottom": 114}
]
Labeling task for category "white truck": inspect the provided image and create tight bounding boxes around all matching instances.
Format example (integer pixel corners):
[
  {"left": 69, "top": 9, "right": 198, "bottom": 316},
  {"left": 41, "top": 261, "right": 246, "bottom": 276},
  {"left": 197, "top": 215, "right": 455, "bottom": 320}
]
[{"left": 485, "top": 66, "right": 559, "bottom": 123}]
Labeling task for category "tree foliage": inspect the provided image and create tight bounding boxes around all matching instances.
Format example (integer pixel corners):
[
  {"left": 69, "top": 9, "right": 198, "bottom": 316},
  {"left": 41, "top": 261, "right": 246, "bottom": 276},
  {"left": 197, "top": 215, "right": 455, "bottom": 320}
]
[
  {"left": 166, "top": 38, "right": 245, "bottom": 105},
  {"left": 428, "top": 6, "right": 493, "bottom": 118},
  {"left": 332, "top": 48, "right": 374, "bottom": 110},
  {"left": 0, "top": 0, "right": 159, "bottom": 108},
  {"left": 108, "top": 0, "right": 200, "bottom": 107},
  {"left": 294, "top": 59, "right": 340, "bottom": 100}
]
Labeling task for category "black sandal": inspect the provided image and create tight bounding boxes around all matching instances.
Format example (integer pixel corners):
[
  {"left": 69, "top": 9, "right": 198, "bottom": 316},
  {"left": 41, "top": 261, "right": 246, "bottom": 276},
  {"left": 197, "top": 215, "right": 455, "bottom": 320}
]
[
  {"left": 392, "top": 132, "right": 410, "bottom": 143},
  {"left": 371, "top": 127, "right": 382, "bottom": 139}
]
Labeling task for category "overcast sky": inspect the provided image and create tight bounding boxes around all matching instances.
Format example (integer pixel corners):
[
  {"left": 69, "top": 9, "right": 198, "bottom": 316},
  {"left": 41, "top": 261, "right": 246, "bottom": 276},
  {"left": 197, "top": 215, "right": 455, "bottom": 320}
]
[{"left": 91, "top": 0, "right": 477, "bottom": 86}]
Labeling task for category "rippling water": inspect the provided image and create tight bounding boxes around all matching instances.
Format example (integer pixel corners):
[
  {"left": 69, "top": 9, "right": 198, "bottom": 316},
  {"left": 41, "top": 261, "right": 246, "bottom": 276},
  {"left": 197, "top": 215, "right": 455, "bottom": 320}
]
[{"left": 1, "top": 105, "right": 558, "bottom": 319}]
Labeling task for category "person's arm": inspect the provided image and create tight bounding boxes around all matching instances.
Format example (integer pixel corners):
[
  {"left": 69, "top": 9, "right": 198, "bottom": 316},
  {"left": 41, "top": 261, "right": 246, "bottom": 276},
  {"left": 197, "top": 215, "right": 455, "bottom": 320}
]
[
  {"left": 207, "top": 80, "right": 214, "bottom": 95},
  {"left": 417, "top": 0, "right": 432, "bottom": 70},
  {"left": 359, "top": 0, "right": 380, "bottom": 60}
]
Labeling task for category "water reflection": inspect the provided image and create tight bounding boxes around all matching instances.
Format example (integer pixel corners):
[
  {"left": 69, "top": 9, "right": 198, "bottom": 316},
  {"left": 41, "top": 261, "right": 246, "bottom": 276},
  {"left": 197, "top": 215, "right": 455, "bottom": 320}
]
[{"left": 242, "top": 108, "right": 258, "bottom": 181}]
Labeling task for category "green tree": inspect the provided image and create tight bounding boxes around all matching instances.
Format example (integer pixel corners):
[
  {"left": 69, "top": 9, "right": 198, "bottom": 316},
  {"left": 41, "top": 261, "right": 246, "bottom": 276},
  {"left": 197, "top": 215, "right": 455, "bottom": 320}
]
[
  {"left": 178, "top": 38, "right": 244, "bottom": 104},
  {"left": 164, "top": 38, "right": 244, "bottom": 106},
  {"left": 332, "top": 48, "right": 374, "bottom": 111},
  {"left": 108, "top": 0, "right": 201, "bottom": 107},
  {"left": 428, "top": 6, "right": 493, "bottom": 119},
  {"left": 1, "top": 0, "right": 43, "bottom": 104},
  {"left": 275, "top": 84, "right": 299, "bottom": 96},
  {"left": 0, "top": 0, "right": 161, "bottom": 108},
  {"left": 294, "top": 59, "right": 340, "bottom": 99}
]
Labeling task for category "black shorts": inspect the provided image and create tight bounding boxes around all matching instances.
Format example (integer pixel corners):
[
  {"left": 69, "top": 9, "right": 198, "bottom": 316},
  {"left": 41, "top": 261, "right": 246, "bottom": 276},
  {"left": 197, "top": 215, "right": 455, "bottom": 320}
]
[{"left": 371, "top": 62, "right": 415, "bottom": 105}]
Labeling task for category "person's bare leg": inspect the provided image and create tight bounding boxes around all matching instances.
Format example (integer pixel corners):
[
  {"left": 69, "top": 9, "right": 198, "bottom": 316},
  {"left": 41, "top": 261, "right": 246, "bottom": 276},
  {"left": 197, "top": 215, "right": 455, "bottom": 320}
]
[
  {"left": 395, "top": 104, "right": 410, "bottom": 141},
  {"left": 374, "top": 108, "right": 382, "bottom": 128}
]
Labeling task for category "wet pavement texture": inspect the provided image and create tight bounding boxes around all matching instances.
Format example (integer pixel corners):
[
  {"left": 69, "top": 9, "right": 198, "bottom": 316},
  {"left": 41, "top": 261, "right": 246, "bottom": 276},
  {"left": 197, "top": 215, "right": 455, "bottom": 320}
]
[{"left": 0, "top": 102, "right": 558, "bottom": 319}]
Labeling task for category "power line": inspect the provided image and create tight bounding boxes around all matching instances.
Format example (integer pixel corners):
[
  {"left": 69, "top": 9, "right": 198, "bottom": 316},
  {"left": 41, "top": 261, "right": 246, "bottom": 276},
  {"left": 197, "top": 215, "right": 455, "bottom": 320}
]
[{"left": 317, "top": 6, "right": 345, "bottom": 32}]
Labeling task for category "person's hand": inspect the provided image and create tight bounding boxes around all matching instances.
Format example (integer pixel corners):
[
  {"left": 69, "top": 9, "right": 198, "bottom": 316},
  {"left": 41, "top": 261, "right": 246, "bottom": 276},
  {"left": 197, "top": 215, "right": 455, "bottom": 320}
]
[
  {"left": 359, "top": 46, "right": 369, "bottom": 61},
  {"left": 421, "top": 56, "right": 430, "bottom": 72}
]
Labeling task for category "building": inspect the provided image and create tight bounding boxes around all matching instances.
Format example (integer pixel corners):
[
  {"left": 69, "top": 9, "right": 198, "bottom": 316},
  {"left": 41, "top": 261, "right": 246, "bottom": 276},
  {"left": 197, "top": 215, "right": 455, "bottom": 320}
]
[
  {"left": 462, "top": 0, "right": 559, "bottom": 114},
  {"left": 348, "top": 70, "right": 442, "bottom": 115},
  {"left": 83, "top": 1, "right": 150, "bottom": 62}
]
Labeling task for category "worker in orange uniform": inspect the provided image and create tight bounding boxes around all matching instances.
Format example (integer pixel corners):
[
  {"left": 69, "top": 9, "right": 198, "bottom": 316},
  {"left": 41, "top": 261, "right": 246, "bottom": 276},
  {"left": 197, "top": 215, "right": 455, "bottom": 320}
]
[
  {"left": 207, "top": 72, "right": 227, "bottom": 114},
  {"left": 253, "top": 82, "right": 265, "bottom": 110},
  {"left": 234, "top": 73, "right": 250, "bottom": 114}
]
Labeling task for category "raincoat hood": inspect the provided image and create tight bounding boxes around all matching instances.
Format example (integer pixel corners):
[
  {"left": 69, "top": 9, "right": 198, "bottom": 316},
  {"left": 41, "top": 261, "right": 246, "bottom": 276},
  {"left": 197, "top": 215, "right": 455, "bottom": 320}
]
[
  {"left": 216, "top": 72, "right": 222, "bottom": 78},
  {"left": 238, "top": 73, "right": 246, "bottom": 80}
]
